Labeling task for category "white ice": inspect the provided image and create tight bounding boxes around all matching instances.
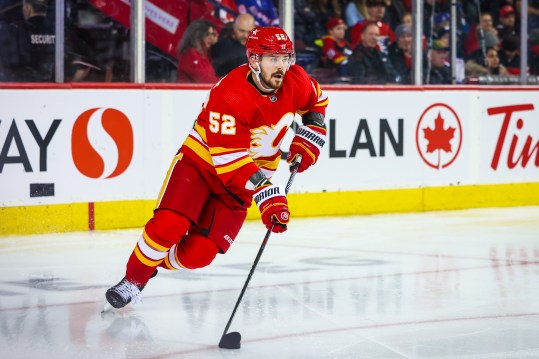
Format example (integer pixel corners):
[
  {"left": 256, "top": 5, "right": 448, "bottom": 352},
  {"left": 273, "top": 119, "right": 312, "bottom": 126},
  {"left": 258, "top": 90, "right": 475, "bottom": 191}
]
[{"left": 1, "top": 207, "right": 539, "bottom": 359}]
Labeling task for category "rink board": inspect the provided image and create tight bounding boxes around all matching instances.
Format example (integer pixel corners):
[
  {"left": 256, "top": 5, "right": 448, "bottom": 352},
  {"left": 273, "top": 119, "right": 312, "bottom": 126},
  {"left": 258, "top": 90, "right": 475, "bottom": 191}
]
[
  {"left": 2, "top": 182, "right": 539, "bottom": 234},
  {"left": 1, "top": 84, "right": 538, "bottom": 234}
]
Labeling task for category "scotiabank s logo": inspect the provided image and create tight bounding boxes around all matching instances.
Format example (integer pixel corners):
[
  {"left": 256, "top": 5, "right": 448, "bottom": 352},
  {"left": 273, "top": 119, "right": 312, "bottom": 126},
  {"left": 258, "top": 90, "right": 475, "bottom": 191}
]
[
  {"left": 416, "top": 103, "right": 463, "bottom": 169},
  {"left": 72, "top": 108, "right": 133, "bottom": 179}
]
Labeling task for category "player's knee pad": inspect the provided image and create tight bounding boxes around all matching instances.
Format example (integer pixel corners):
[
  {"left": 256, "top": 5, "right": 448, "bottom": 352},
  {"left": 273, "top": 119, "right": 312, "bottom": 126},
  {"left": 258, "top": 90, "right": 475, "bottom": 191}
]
[
  {"left": 176, "top": 233, "right": 219, "bottom": 269},
  {"left": 144, "top": 209, "right": 191, "bottom": 248}
]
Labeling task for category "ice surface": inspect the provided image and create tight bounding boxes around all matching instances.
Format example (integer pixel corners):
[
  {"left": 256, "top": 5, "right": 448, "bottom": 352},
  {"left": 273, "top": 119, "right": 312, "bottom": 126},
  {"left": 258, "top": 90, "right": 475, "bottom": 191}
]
[{"left": 1, "top": 207, "right": 538, "bottom": 358}]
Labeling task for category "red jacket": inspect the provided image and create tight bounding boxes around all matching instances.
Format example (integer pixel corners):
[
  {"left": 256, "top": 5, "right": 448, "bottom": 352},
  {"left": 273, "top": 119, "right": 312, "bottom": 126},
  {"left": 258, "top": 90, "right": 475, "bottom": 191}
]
[
  {"left": 320, "top": 35, "right": 352, "bottom": 66},
  {"left": 177, "top": 48, "right": 219, "bottom": 83}
]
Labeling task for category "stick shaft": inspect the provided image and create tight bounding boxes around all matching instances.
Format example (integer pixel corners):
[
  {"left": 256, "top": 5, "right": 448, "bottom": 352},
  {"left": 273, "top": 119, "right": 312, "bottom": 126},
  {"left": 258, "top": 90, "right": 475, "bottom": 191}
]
[{"left": 220, "top": 162, "right": 300, "bottom": 338}]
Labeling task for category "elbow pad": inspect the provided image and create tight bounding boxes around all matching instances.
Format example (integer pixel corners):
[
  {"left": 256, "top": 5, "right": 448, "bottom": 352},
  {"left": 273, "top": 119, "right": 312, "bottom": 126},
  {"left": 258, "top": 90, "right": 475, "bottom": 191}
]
[
  {"left": 301, "top": 112, "right": 326, "bottom": 130},
  {"left": 245, "top": 169, "right": 269, "bottom": 191}
]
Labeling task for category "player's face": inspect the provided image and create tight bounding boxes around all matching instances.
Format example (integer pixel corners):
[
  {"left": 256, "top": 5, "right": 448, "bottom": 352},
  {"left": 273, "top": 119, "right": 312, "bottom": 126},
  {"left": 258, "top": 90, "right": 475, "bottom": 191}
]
[{"left": 258, "top": 54, "right": 290, "bottom": 89}]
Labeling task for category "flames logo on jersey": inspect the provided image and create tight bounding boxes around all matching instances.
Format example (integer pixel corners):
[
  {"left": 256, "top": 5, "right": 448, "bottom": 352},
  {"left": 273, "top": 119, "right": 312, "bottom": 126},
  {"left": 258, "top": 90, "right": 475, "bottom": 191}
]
[{"left": 249, "top": 113, "right": 295, "bottom": 158}]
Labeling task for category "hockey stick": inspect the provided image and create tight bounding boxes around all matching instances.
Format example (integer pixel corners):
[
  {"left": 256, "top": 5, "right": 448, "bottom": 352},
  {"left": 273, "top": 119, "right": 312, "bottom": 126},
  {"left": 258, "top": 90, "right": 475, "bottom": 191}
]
[{"left": 218, "top": 156, "right": 302, "bottom": 350}]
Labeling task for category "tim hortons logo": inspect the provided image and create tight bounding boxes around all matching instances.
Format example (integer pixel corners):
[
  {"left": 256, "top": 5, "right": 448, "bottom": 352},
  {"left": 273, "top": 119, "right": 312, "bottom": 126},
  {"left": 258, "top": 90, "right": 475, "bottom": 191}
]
[
  {"left": 415, "top": 103, "right": 463, "bottom": 169},
  {"left": 71, "top": 108, "right": 134, "bottom": 179},
  {"left": 487, "top": 104, "right": 538, "bottom": 170}
]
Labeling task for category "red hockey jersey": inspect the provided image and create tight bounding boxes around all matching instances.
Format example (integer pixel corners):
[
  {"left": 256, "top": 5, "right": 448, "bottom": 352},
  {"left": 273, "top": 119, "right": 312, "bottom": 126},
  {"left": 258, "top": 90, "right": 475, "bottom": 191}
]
[{"left": 180, "top": 63, "right": 328, "bottom": 195}]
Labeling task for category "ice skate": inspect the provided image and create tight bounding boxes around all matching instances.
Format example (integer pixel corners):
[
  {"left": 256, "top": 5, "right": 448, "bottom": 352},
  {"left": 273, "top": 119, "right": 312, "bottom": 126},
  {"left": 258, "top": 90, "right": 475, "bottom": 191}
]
[{"left": 105, "top": 269, "right": 158, "bottom": 309}]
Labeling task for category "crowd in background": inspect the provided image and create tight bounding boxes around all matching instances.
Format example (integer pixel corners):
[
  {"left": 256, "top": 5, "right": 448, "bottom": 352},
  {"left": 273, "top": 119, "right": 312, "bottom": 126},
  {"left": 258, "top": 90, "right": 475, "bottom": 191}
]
[
  {"left": 294, "top": 0, "right": 539, "bottom": 84},
  {"left": 0, "top": 0, "right": 538, "bottom": 84}
]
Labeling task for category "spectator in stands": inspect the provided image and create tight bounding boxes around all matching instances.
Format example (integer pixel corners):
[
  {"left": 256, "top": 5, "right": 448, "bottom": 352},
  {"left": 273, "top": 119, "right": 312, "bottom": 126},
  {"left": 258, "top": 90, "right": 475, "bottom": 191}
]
[
  {"left": 462, "top": 0, "right": 510, "bottom": 29},
  {"left": 464, "top": 12, "right": 498, "bottom": 57},
  {"left": 466, "top": 30, "right": 500, "bottom": 76},
  {"left": 525, "top": 0, "right": 539, "bottom": 31},
  {"left": 350, "top": 0, "right": 395, "bottom": 54},
  {"left": 529, "top": 28, "right": 539, "bottom": 75},
  {"left": 435, "top": 25, "right": 450, "bottom": 48},
  {"left": 319, "top": 17, "right": 352, "bottom": 75},
  {"left": 294, "top": 0, "right": 326, "bottom": 48},
  {"left": 211, "top": 14, "right": 255, "bottom": 77},
  {"left": 363, "top": 0, "right": 387, "bottom": 23},
  {"left": 345, "top": 0, "right": 368, "bottom": 26},
  {"left": 484, "top": 47, "right": 509, "bottom": 75},
  {"left": 425, "top": 39, "right": 451, "bottom": 84},
  {"left": 61, "top": 0, "right": 131, "bottom": 83},
  {"left": 497, "top": 5, "right": 517, "bottom": 40},
  {"left": 0, "top": 0, "right": 54, "bottom": 82},
  {"left": 402, "top": 0, "right": 411, "bottom": 12},
  {"left": 311, "top": 0, "right": 345, "bottom": 31},
  {"left": 423, "top": 0, "right": 451, "bottom": 38},
  {"left": 388, "top": 24, "right": 412, "bottom": 84},
  {"left": 63, "top": 4, "right": 103, "bottom": 83},
  {"left": 177, "top": 19, "right": 220, "bottom": 83},
  {"left": 433, "top": 11, "right": 450, "bottom": 40},
  {"left": 236, "top": 0, "right": 279, "bottom": 26},
  {"left": 466, "top": 46, "right": 508, "bottom": 77},
  {"left": 401, "top": 12, "right": 412, "bottom": 28},
  {"left": 348, "top": 21, "right": 397, "bottom": 84},
  {"left": 382, "top": 0, "right": 406, "bottom": 30},
  {"left": 434, "top": 24, "right": 466, "bottom": 83},
  {"left": 499, "top": 35, "right": 520, "bottom": 75}
]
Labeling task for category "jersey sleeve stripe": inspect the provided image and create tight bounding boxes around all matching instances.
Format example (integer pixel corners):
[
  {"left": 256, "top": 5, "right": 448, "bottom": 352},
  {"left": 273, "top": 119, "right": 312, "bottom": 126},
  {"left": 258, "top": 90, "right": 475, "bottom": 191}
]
[
  {"left": 314, "top": 98, "right": 329, "bottom": 107},
  {"left": 254, "top": 157, "right": 279, "bottom": 171}
]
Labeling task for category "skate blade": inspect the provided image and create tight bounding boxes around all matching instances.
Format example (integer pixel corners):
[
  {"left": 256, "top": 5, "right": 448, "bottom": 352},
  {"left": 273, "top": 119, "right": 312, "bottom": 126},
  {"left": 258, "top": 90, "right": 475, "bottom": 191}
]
[{"left": 101, "top": 302, "right": 114, "bottom": 313}]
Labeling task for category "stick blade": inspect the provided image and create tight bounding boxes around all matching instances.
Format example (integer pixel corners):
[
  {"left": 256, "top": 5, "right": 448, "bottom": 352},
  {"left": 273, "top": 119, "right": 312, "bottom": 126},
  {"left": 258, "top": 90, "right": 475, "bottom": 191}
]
[{"left": 218, "top": 331, "right": 241, "bottom": 349}]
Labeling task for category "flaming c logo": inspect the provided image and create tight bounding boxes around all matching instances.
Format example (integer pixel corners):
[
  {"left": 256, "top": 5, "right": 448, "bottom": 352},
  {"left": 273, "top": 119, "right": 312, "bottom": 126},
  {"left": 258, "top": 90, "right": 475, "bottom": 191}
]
[{"left": 72, "top": 108, "right": 134, "bottom": 179}]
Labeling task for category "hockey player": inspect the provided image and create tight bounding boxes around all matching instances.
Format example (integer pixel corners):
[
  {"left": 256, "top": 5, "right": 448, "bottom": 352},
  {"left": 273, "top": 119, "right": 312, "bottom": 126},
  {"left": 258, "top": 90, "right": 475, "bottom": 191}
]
[{"left": 105, "top": 26, "right": 328, "bottom": 309}]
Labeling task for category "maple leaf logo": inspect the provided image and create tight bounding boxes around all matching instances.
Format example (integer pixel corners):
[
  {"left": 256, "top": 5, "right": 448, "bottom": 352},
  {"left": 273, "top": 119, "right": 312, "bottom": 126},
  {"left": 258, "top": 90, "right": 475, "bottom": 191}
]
[
  {"left": 416, "top": 104, "right": 462, "bottom": 170},
  {"left": 423, "top": 112, "right": 455, "bottom": 154}
]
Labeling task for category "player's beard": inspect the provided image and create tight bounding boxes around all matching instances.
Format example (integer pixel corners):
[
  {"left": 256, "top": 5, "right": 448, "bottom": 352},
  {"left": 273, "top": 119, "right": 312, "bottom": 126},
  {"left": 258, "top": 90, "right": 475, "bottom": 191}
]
[{"left": 260, "top": 70, "right": 285, "bottom": 90}]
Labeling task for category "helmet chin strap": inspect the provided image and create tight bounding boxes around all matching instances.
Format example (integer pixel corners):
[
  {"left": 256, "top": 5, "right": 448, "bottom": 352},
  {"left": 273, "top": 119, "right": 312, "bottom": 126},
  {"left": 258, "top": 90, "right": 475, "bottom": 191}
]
[{"left": 249, "top": 61, "right": 274, "bottom": 93}]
